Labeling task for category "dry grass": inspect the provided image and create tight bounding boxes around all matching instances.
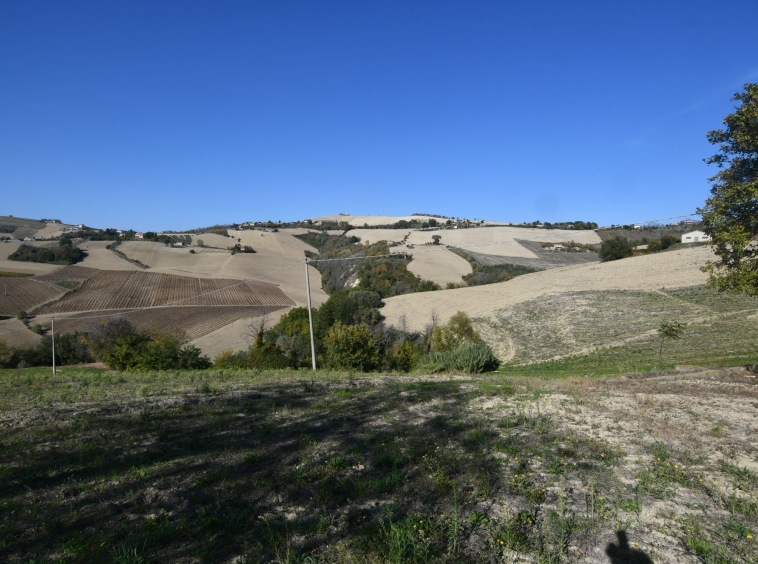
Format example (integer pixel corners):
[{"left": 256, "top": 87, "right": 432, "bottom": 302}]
[
  {"left": 492, "top": 286, "right": 758, "bottom": 366},
  {"left": 389, "top": 245, "right": 473, "bottom": 285},
  {"left": 382, "top": 246, "right": 713, "bottom": 332}
]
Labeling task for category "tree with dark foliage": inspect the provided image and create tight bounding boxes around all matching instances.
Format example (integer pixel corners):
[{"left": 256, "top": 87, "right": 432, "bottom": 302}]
[
  {"left": 699, "top": 83, "right": 758, "bottom": 295},
  {"left": 599, "top": 236, "right": 633, "bottom": 262}
]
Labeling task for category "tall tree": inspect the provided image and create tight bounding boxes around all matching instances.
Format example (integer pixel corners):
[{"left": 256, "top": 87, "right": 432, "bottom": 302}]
[{"left": 698, "top": 83, "right": 758, "bottom": 295}]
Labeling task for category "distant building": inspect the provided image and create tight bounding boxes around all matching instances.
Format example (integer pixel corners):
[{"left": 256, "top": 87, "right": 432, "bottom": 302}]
[
  {"left": 681, "top": 230, "right": 710, "bottom": 244},
  {"left": 632, "top": 224, "right": 641, "bottom": 230},
  {"left": 682, "top": 220, "right": 695, "bottom": 226},
  {"left": 135, "top": 232, "right": 144, "bottom": 239},
  {"left": 23, "top": 236, "right": 35, "bottom": 241}
]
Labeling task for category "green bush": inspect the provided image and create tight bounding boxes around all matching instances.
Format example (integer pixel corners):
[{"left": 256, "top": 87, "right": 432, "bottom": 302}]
[
  {"left": 430, "top": 311, "right": 481, "bottom": 352},
  {"left": 599, "top": 236, "right": 633, "bottom": 262},
  {"left": 0, "top": 339, "right": 10, "bottom": 365},
  {"left": 212, "top": 341, "right": 291, "bottom": 370},
  {"left": 0, "top": 333, "right": 92, "bottom": 369},
  {"left": 8, "top": 239, "right": 84, "bottom": 265},
  {"left": 212, "top": 349, "right": 247, "bottom": 369},
  {"left": 90, "top": 320, "right": 210, "bottom": 371},
  {"left": 247, "top": 342, "right": 290, "bottom": 369},
  {"left": 392, "top": 340, "right": 417, "bottom": 372},
  {"left": 647, "top": 234, "right": 680, "bottom": 253},
  {"left": 54, "top": 332, "right": 92, "bottom": 365},
  {"left": 417, "top": 341, "right": 500, "bottom": 374},
  {"left": 324, "top": 321, "right": 380, "bottom": 371}
]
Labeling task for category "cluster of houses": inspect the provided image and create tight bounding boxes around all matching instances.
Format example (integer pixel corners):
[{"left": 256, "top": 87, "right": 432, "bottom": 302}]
[{"left": 598, "top": 220, "right": 697, "bottom": 230}]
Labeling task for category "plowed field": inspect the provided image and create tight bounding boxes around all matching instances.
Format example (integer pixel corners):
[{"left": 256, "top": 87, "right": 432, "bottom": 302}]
[
  {"left": 0, "top": 317, "right": 43, "bottom": 349},
  {"left": 36, "top": 270, "right": 294, "bottom": 314},
  {"left": 0, "top": 278, "right": 65, "bottom": 316},
  {"left": 37, "top": 265, "right": 100, "bottom": 281},
  {"left": 42, "top": 305, "right": 286, "bottom": 340}
]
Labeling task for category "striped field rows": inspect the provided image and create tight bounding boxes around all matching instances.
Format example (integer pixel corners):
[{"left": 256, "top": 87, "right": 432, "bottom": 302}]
[
  {"left": 42, "top": 305, "right": 288, "bottom": 341},
  {"left": 36, "top": 270, "right": 295, "bottom": 314}
]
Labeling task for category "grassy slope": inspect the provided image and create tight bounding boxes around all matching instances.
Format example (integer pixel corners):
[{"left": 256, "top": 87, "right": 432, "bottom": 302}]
[
  {"left": 482, "top": 285, "right": 758, "bottom": 377},
  {"left": 1, "top": 368, "right": 756, "bottom": 563}
]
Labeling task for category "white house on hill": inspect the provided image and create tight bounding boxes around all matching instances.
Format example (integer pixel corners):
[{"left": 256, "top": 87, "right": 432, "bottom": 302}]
[{"left": 681, "top": 230, "right": 710, "bottom": 244}]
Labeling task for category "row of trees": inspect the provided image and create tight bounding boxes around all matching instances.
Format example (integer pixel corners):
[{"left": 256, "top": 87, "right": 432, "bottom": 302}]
[
  {"left": 214, "top": 290, "right": 499, "bottom": 373},
  {"left": 598, "top": 233, "right": 683, "bottom": 262},
  {"left": 8, "top": 239, "right": 84, "bottom": 265},
  {"left": 0, "top": 320, "right": 211, "bottom": 371},
  {"left": 517, "top": 220, "right": 598, "bottom": 230}
]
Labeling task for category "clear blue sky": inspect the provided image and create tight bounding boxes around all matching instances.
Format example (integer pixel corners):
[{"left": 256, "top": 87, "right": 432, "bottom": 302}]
[{"left": 2, "top": 1, "right": 757, "bottom": 231}]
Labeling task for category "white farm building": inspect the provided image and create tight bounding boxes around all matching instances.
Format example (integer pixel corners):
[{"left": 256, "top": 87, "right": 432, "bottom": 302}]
[{"left": 681, "top": 230, "right": 711, "bottom": 244}]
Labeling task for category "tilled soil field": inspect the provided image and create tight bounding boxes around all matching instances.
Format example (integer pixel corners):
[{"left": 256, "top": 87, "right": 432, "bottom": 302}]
[
  {"left": 0, "top": 277, "right": 66, "bottom": 316},
  {"left": 35, "top": 270, "right": 295, "bottom": 314},
  {"left": 37, "top": 305, "right": 289, "bottom": 341}
]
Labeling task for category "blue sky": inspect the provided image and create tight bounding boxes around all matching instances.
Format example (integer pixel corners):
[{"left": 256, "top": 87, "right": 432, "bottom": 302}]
[{"left": 2, "top": 1, "right": 757, "bottom": 231}]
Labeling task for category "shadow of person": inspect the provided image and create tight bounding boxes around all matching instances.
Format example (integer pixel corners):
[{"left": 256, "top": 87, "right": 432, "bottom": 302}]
[{"left": 606, "top": 530, "right": 653, "bottom": 563}]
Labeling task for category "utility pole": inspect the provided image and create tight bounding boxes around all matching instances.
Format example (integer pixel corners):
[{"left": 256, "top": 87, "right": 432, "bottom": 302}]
[
  {"left": 304, "top": 259, "right": 317, "bottom": 371},
  {"left": 51, "top": 317, "right": 56, "bottom": 376}
]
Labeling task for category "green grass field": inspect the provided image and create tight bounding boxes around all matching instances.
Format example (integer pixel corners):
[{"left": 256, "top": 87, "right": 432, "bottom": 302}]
[{"left": 1, "top": 363, "right": 757, "bottom": 563}]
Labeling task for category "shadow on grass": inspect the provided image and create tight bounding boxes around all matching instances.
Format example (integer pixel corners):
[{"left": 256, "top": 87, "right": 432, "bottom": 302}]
[{"left": 1, "top": 379, "right": 526, "bottom": 562}]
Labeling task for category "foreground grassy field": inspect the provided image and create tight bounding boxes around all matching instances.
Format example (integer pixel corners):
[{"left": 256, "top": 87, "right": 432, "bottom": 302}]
[{"left": 1, "top": 364, "right": 757, "bottom": 563}]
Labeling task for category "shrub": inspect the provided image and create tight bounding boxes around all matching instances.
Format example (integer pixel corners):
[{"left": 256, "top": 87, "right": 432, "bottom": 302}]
[
  {"left": 16, "top": 311, "right": 27, "bottom": 320},
  {"left": 599, "top": 236, "right": 633, "bottom": 262},
  {"left": 0, "top": 340, "right": 9, "bottom": 365},
  {"left": 54, "top": 332, "right": 92, "bottom": 365},
  {"left": 8, "top": 240, "right": 84, "bottom": 265},
  {"left": 430, "top": 311, "right": 481, "bottom": 352},
  {"left": 90, "top": 319, "right": 210, "bottom": 371},
  {"left": 212, "top": 346, "right": 293, "bottom": 370},
  {"left": 324, "top": 321, "right": 380, "bottom": 371},
  {"left": 213, "top": 349, "right": 247, "bottom": 369},
  {"left": 392, "top": 340, "right": 417, "bottom": 372},
  {"left": 647, "top": 234, "right": 680, "bottom": 253},
  {"left": 349, "top": 290, "right": 383, "bottom": 309},
  {"left": 417, "top": 342, "right": 500, "bottom": 374},
  {"left": 178, "top": 345, "right": 212, "bottom": 369},
  {"left": 5, "top": 338, "right": 53, "bottom": 368},
  {"left": 247, "top": 342, "right": 290, "bottom": 369}
]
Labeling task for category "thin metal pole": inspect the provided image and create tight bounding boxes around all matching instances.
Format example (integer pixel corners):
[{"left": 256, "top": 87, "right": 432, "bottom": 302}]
[
  {"left": 51, "top": 317, "right": 56, "bottom": 376},
  {"left": 304, "top": 259, "right": 317, "bottom": 371}
]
